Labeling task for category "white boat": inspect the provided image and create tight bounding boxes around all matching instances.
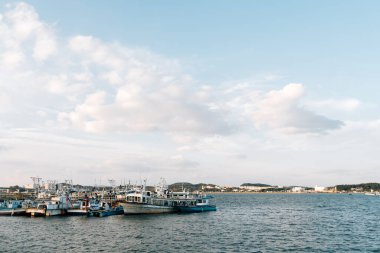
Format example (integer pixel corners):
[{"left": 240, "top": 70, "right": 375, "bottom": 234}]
[
  {"left": 365, "top": 192, "right": 380, "bottom": 196},
  {"left": 26, "top": 195, "right": 71, "bottom": 217},
  {"left": 67, "top": 198, "right": 101, "bottom": 216},
  {"left": 120, "top": 179, "right": 178, "bottom": 215},
  {"left": 120, "top": 201, "right": 177, "bottom": 214}
]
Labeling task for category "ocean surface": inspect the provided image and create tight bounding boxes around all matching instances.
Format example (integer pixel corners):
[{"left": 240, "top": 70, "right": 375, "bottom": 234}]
[{"left": 1, "top": 194, "right": 380, "bottom": 252}]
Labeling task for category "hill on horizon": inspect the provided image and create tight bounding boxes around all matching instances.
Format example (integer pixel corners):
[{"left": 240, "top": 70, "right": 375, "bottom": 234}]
[{"left": 240, "top": 183, "right": 272, "bottom": 187}]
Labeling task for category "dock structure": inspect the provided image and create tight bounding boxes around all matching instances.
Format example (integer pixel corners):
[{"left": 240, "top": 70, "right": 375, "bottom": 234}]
[{"left": 1, "top": 177, "right": 219, "bottom": 217}]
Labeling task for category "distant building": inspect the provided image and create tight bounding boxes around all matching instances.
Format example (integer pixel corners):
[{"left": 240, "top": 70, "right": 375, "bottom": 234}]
[
  {"left": 201, "top": 184, "right": 221, "bottom": 191},
  {"left": 240, "top": 185, "right": 271, "bottom": 191},
  {"left": 24, "top": 184, "right": 35, "bottom": 189},
  {"left": 314, "top": 186, "right": 326, "bottom": 192},
  {"left": 0, "top": 187, "right": 8, "bottom": 193},
  {"left": 240, "top": 183, "right": 274, "bottom": 192},
  {"left": 291, "top": 186, "right": 305, "bottom": 193}
]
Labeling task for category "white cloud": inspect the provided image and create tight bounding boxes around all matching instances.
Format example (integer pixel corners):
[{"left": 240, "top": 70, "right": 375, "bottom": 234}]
[
  {"left": 99, "top": 71, "right": 123, "bottom": 85},
  {"left": 58, "top": 35, "right": 233, "bottom": 135},
  {"left": 2, "top": 2, "right": 376, "bottom": 187},
  {"left": 225, "top": 83, "right": 343, "bottom": 134},
  {"left": 0, "top": 93, "right": 11, "bottom": 113},
  {"left": 1, "top": 50, "right": 25, "bottom": 66},
  {"left": 0, "top": 3, "right": 343, "bottom": 138},
  {"left": 306, "top": 98, "right": 361, "bottom": 112},
  {"left": 33, "top": 32, "right": 56, "bottom": 61},
  {"left": 68, "top": 35, "right": 125, "bottom": 70},
  {"left": 0, "top": 2, "right": 56, "bottom": 64}
]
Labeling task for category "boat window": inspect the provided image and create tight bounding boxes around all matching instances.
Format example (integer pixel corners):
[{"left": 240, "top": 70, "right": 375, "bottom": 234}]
[{"left": 143, "top": 197, "right": 145, "bottom": 203}]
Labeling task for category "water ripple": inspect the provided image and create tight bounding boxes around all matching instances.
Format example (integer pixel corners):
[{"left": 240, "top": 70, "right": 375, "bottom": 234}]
[{"left": 1, "top": 194, "right": 380, "bottom": 252}]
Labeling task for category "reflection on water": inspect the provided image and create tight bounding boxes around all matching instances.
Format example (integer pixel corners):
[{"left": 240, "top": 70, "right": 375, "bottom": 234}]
[{"left": 1, "top": 194, "right": 380, "bottom": 252}]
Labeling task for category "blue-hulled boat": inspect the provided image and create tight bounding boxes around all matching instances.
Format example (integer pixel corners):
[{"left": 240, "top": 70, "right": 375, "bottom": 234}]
[
  {"left": 0, "top": 200, "right": 26, "bottom": 216},
  {"left": 87, "top": 203, "right": 124, "bottom": 217},
  {"left": 178, "top": 195, "right": 216, "bottom": 213}
]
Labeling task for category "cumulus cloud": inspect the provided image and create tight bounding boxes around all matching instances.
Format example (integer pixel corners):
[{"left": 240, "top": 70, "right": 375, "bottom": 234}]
[
  {"left": 58, "top": 35, "right": 232, "bottom": 135},
  {"left": 59, "top": 86, "right": 231, "bottom": 134},
  {"left": 1, "top": 2, "right": 364, "bottom": 186},
  {"left": 225, "top": 83, "right": 344, "bottom": 134},
  {"left": 306, "top": 98, "right": 361, "bottom": 112},
  {"left": 0, "top": 4, "right": 230, "bottom": 136},
  {"left": 0, "top": 2, "right": 56, "bottom": 64},
  {"left": 0, "top": 3, "right": 344, "bottom": 138}
]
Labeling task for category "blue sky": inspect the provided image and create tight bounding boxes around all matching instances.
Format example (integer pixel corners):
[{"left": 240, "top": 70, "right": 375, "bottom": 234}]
[
  {"left": 26, "top": 0, "right": 380, "bottom": 89},
  {"left": 20, "top": 0, "right": 380, "bottom": 120},
  {"left": 0, "top": 1, "right": 379, "bottom": 186}
]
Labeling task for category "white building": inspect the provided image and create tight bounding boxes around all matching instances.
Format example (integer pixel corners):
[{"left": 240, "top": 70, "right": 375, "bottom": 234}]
[
  {"left": 240, "top": 185, "right": 273, "bottom": 191},
  {"left": 24, "top": 184, "right": 35, "bottom": 189},
  {"left": 291, "top": 186, "right": 305, "bottom": 193},
  {"left": 314, "top": 186, "right": 326, "bottom": 192}
]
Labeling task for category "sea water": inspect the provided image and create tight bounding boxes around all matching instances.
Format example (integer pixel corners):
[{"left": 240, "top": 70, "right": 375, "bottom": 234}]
[{"left": 1, "top": 194, "right": 379, "bottom": 252}]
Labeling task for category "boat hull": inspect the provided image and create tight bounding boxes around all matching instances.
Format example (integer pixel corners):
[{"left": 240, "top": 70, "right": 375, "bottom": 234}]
[
  {"left": 178, "top": 205, "right": 217, "bottom": 213},
  {"left": 67, "top": 209, "right": 88, "bottom": 216},
  {"left": 87, "top": 207, "right": 124, "bottom": 217},
  {"left": 26, "top": 208, "right": 67, "bottom": 217},
  {"left": 0, "top": 208, "right": 26, "bottom": 216},
  {"left": 120, "top": 203, "right": 177, "bottom": 215}
]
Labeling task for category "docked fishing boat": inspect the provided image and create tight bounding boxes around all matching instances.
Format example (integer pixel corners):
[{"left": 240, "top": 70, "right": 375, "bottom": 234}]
[
  {"left": 87, "top": 202, "right": 124, "bottom": 217},
  {"left": 365, "top": 192, "right": 380, "bottom": 196},
  {"left": 120, "top": 200, "right": 177, "bottom": 214},
  {"left": 120, "top": 179, "right": 178, "bottom": 214},
  {"left": 177, "top": 195, "right": 217, "bottom": 213},
  {"left": 26, "top": 195, "right": 70, "bottom": 217},
  {"left": 0, "top": 200, "right": 26, "bottom": 216},
  {"left": 67, "top": 198, "right": 100, "bottom": 216}
]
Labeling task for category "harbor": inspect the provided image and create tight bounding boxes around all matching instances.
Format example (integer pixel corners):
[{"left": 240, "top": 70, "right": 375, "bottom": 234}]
[
  {"left": 1, "top": 193, "right": 380, "bottom": 252},
  {"left": 0, "top": 177, "right": 217, "bottom": 217}
]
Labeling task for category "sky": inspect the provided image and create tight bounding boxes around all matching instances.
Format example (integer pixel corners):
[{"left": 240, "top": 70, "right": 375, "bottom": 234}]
[{"left": 0, "top": 1, "right": 380, "bottom": 187}]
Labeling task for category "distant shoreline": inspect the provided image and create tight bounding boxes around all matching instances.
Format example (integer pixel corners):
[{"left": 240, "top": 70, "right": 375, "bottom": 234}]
[{"left": 203, "top": 191, "right": 342, "bottom": 195}]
